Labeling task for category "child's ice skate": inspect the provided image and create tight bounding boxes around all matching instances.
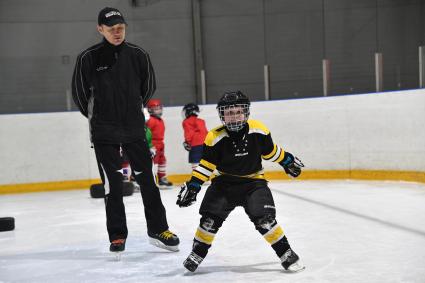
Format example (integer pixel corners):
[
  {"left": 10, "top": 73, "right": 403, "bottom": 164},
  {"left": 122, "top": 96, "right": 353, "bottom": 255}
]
[
  {"left": 280, "top": 248, "right": 305, "bottom": 272},
  {"left": 183, "top": 251, "right": 204, "bottom": 272},
  {"left": 158, "top": 177, "right": 173, "bottom": 189}
]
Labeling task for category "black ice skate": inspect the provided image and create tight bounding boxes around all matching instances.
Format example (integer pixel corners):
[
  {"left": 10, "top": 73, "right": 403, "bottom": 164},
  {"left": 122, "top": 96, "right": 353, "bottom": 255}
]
[
  {"left": 183, "top": 251, "right": 204, "bottom": 272},
  {"left": 148, "top": 230, "right": 179, "bottom": 252},
  {"left": 158, "top": 177, "right": 173, "bottom": 189},
  {"left": 110, "top": 239, "right": 126, "bottom": 261},
  {"left": 280, "top": 248, "right": 305, "bottom": 272},
  {"left": 110, "top": 238, "right": 126, "bottom": 252}
]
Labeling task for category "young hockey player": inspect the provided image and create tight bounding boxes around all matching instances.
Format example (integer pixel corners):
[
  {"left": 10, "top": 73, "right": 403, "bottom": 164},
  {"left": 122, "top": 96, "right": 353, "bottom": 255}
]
[
  {"left": 146, "top": 99, "right": 173, "bottom": 188},
  {"left": 182, "top": 103, "right": 208, "bottom": 170},
  {"left": 145, "top": 125, "right": 156, "bottom": 158},
  {"left": 177, "top": 91, "right": 305, "bottom": 273}
]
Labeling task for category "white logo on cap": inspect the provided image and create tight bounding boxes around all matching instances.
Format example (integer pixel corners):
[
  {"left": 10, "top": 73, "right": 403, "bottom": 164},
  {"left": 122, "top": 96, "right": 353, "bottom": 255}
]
[{"left": 105, "top": 11, "right": 121, "bottom": 18}]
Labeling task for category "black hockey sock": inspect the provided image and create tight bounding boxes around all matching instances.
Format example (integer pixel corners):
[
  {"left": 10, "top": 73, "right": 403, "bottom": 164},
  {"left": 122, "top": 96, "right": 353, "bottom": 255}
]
[
  {"left": 253, "top": 215, "right": 291, "bottom": 258},
  {"left": 191, "top": 214, "right": 223, "bottom": 258},
  {"left": 192, "top": 239, "right": 210, "bottom": 259},
  {"left": 272, "top": 235, "right": 291, "bottom": 258}
]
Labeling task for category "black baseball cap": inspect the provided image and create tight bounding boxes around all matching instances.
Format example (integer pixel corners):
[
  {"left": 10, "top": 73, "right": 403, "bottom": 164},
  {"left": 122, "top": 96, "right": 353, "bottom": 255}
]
[{"left": 98, "top": 7, "right": 127, "bottom": 26}]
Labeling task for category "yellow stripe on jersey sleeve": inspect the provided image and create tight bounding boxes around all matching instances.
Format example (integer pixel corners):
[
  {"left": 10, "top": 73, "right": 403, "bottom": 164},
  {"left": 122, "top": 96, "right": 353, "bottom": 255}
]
[
  {"left": 200, "top": 159, "right": 216, "bottom": 171},
  {"left": 192, "top": 159, "right": 216, "bottom": 182},
  {"left": 275, "top": 149, "right": 286, "bottom": 163},
  {"left": 192, "top": 171, "right": 210, "bottom": 182},
  {"left": 263, "top": 144, "right": 285, "bottom": 163},
  {"left": 262, "top": 144, "right": 277, "bottom": 160},
  {"left": 194, "top": 165, "right": 213, "bottom": 178}
]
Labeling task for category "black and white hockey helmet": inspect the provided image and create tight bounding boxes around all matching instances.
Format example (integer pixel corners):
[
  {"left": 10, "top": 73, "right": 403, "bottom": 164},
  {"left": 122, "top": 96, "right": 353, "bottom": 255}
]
[
  {"left": 216, "top": 90, "right": 250, "bottom": 131},
  {"left": 182, "top": 103, "right": 200, "bottom": 118}
]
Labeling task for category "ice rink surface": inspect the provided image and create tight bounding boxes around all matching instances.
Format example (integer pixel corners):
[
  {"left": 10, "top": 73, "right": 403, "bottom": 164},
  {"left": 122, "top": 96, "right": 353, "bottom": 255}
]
[{"left": 1, "top": 180, "right": 425, "bottom": 283}]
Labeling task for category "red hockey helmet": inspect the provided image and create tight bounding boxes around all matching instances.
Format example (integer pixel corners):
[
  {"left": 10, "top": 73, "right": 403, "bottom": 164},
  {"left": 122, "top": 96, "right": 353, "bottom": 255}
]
[{"left": 147, "top": 99, "right": 163, "bottom": 117}]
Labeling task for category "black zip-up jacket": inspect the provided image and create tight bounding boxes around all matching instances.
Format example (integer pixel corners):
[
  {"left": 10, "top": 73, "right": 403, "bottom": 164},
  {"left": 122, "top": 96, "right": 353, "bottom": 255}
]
[{"left": 72, "top": 39, "right": 156, "bottom": 143}]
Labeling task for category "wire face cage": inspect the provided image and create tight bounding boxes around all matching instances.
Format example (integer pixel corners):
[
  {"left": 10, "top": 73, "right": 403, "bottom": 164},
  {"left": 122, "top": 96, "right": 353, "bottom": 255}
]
[{"left": 217, "top": 104, "right": 250, "bottom": 131}]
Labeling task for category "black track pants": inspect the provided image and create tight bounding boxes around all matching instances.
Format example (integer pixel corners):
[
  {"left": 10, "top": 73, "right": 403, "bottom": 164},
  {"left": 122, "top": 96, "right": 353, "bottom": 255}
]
[{"left": 94, "top": 140, "right": 169, "bottom": 242}]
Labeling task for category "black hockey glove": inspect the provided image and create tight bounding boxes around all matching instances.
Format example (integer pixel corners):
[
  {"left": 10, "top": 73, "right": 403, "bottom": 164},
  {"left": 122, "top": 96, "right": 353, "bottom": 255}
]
[
  {"left": 183, "top": 141, "right": 192, "bottom": 151},
  {"left": 176, "top": 181, "right": 201, "bottom": 207},
  {"left": 279, "top": 152, "right": 304, "bottom": 178}
]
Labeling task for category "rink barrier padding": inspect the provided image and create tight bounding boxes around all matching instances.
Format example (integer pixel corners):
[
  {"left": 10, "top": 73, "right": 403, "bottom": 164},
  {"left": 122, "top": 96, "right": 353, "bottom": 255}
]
[
  {"left": 0, "top": 179, "right": 101, "bottom": 194},
  {"left": 0, "top": 170, "right": 424, "bottom": 194},
  {"left": 264, "top": 170, "right": 425, "bottom": 184}
]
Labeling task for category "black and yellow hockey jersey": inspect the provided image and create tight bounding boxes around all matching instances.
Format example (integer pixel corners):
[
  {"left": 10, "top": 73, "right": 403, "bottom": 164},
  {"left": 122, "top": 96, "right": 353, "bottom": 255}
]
[{"left": 191, "top": 119, "right": 286, "bottom": 184}]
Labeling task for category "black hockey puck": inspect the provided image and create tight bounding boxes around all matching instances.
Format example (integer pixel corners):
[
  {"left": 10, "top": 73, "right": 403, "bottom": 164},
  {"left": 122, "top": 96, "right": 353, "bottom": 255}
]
[
  {"left": 0, "top": 217, "right": 15, "bottom": 232},
  {"left": 90, "top": 183, "right": 105, "bottom": 198}
]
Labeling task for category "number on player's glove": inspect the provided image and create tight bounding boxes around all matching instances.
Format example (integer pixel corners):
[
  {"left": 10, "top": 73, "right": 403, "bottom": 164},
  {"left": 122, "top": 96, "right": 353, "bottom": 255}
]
[
  {"left": 176, "top": 181, "right": 201, "bottom": 207},
  {"left": 183, "top": 141, "right": 192, "bottom": 151},
  {"left": 279, "top": 152, "right": 304, "bottom": 178}
]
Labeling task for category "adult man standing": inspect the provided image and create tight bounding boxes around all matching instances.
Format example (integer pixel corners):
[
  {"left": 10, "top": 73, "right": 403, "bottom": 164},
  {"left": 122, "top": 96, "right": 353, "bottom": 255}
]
[{"left": 72, "top": 7, "right": 179, "bottom": 253}]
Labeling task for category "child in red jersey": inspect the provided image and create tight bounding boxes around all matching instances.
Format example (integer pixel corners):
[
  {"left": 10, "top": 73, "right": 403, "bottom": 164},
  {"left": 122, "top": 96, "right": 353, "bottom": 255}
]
[
  {"left": 182, "top": 103, "right": 208, "bottom": 170},
  {"left": 146, "top": 99, "right": 173, "bottom": 189}
]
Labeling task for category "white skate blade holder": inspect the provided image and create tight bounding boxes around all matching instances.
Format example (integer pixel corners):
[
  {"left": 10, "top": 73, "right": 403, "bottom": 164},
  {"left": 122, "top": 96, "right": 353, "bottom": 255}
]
[
  {"left": 286, "top": 260, "right": 305, "bottom": 273},
  {"left": 148, "top": 237, "right": 179, "bottom": 252},
  {"left": 112, "top": 251, "right": 123, "bottom": 261}
]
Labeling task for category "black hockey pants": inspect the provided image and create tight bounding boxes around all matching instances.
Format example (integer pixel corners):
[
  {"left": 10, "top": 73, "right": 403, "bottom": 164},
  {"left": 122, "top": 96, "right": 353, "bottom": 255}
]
[{"left": 192, "top": 179, "right": 291, "bottom": 259}]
